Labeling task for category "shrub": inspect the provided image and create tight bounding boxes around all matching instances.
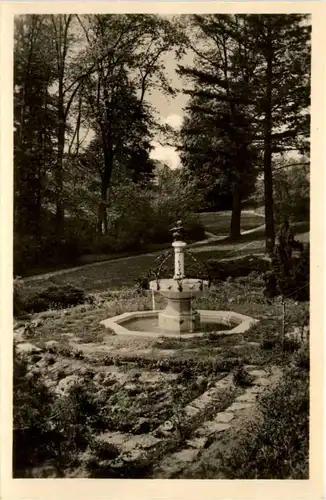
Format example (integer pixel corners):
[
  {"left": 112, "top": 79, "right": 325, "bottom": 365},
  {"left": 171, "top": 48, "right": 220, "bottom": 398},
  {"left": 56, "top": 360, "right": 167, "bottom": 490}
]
[
  {"left": 233, "top": 365, "right": 254, "bottom": 387},
  {"left": 207, "top": 255, "right": 270, "bottom": 282},
  {"left": 220, "top": 367, "right": 309, "bottom": 479},
  {"left": 84, "top": 182, "right": 205, "bottom": 255},
  {"left": 15, "top": 283, "right": 86, "bottom": 315},
  {"left": 293, "top": 343, "right": 309, "bottom": 370},
  {"left": 14, "top": 231, "right": 87, "bottom": 276},
  {"left": 264, "top": 242, "right": 309, "bottom": 301},
  {"left": 88, "top": 440, "right": 120, "bottom": 461},
  {"left": 13, "top": 350, "right": 108, "bottom": 477},
  {"left": 273, "top": 162, "right": 310, "bottom": 224},
  {"left": 13, "top": 278, "right": 28, "bottom": 317}
]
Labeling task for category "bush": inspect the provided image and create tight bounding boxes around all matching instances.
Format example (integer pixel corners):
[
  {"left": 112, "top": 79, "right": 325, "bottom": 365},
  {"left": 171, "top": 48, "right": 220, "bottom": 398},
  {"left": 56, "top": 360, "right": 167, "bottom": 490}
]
[
  {"left": 273, "top": 162, "right": 310, "bottom": 224},
  {"left": 14, "top": 230, "right": 88, "bottom": 276},
  {"left": 293, "top": 343, "right": 309, "bottom": 370},
  {"left": 13, "top": 350, "right": 110, "bottom": 477},
  {"left": 84, "top": 180, "right": 205, "bottom": 256},
  {"left": 14, "top": 278, "right": 27, "bottom": 317},
  {"left": 207, "top": 255, "right": 270, "bottom": 282},
  {"left": 264, "top": 242, "right": 309, "bottom": 301},
  {"left": 220, "top": 367, "right": 309, "bottom": 479},
  {"left": 14, "top": 282, "right": 86, "bottom": 315},
  {"left": 233, "top": 365, "right": 254, "bottom": 387}
]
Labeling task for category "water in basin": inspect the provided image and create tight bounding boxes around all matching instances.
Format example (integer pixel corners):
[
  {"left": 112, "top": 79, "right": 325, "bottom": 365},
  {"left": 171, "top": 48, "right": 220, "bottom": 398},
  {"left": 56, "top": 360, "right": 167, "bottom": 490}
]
[{"left": 121, "top": 315, "right": 233, "bottom": 335}]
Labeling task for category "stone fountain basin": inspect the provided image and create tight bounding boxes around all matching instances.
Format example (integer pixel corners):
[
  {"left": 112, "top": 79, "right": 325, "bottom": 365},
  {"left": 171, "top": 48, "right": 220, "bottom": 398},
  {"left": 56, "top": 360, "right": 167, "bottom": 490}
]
[
  {"left": 100, "top": 310, "right": 258, "bottom": 339},
  {"left": 149, "top": 278, "right": 210, "bottom": 299}
]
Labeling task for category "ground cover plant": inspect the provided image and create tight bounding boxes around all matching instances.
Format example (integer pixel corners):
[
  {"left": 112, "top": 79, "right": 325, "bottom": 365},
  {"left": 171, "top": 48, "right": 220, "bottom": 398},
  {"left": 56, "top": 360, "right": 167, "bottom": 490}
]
[
  {"left": 219, "top": 349, "right": 309, "bottom": 479},
  {"left": 13, "top": 257, "right": 309, "bottom": 479}
]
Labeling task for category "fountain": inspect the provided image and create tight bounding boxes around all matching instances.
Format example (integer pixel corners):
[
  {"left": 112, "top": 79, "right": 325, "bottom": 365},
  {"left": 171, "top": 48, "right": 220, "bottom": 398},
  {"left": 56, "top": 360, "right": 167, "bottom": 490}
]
[{"left": 101, "top": 221, "right": 258, "bottom": 338}]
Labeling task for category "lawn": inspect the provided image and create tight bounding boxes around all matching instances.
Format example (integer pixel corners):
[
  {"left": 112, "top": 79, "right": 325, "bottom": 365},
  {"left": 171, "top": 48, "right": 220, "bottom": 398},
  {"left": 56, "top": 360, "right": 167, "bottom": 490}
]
[
  {"left": 198, "top": 211, "right": 265, "bottom": 235},
  {"left": 22, "top": 219, "right": 308, "bottom": 295}
]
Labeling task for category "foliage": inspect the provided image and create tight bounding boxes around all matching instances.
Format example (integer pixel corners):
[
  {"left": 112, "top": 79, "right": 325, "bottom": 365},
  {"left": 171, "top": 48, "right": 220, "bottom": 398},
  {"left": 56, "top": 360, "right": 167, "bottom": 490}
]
[
  {"left": 207, "top": 255, "right": 270, "bottom": 282},
  {"left": 178, "top": 15, "right": 261, "bottom": 239},
  {"left": 84, "top": 175, "right": 205, "bottom": 254},
  {"left": 254, "top": 159, "right": 310, "bottom": 224},
  {"left": 273, "top": 162, "right": 310, "bottom": 224},
  {"left": 13, "top": 14, "right": 183, "bottom": 273},
  {"left": 14, "top": 15, "right": 58, "bottom": 238},
  {"left": 220, "top": 363, "right": 309, "bottom": 479},
  {"left": 232, "top": 364, "right": 254, "bottom": 387},
  {"left": 264, "top": 238, "right": 309, "bottom": 301},
  {"left": 177, "top": 14, "right": 310, "bottom": 250},
  {"left": 13, "top": 349, "right": 115, "bottom": 477},
  {"left": 14, "top": 282, "right": 86, "bottom": 315}
]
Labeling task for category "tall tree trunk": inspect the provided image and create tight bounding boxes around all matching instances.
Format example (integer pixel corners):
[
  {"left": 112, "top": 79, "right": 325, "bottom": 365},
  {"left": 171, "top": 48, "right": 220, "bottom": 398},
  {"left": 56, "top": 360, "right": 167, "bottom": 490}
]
[
  {"left": 55, "top": 112, "right": 65, "bottom": 235},
  {"left": 98, "top": 184, "right": 109, "bottom": 235},
  {"left": 263, "top": 19, "right": 275, "bottom": 255},
  {"left": 52, "top": 15, "right": 73, "bottom": 237},
  {"left": 97, "top": 147, "right": 113, "bottom": 235},
  {"left": 230, "top": 182, "right": 242, "bottom": 240}
]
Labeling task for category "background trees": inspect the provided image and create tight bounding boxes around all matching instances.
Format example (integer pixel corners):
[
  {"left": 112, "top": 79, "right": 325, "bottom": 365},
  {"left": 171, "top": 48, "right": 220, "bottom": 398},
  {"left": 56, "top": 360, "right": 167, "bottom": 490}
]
[
  {"left": 13, "top": 14, "right": 185, "bottom": 273},
  {"left": 14, "top": 14, "right": 310, "bottom": 275},
  {"left": 177, "top": 14, "right": 310, "bottom": 249}
]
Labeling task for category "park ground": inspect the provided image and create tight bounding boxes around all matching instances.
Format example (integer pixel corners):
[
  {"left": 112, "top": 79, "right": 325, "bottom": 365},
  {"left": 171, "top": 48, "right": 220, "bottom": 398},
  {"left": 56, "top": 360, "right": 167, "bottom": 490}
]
[{"left": 13, "top": 211, "right": 309, "bottom": 479}]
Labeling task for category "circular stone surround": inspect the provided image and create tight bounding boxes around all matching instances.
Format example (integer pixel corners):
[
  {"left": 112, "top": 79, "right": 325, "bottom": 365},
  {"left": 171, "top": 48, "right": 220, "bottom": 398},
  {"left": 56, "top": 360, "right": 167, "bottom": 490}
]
[{"left": 100, "top": 310, "right": 259, "bottom": 339}]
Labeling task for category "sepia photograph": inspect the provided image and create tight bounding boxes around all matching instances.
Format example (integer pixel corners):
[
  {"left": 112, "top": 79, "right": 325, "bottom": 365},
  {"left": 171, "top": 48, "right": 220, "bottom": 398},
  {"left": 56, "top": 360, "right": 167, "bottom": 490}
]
[{"left": 0, "top": 2, "right": 321, "bottom": 491}]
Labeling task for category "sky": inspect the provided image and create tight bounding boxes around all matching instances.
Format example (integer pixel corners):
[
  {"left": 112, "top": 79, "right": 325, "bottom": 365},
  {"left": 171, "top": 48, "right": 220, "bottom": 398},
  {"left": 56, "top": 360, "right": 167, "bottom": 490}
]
[{"left": 147, "top": 50, "right": 193, "bottom": 170}]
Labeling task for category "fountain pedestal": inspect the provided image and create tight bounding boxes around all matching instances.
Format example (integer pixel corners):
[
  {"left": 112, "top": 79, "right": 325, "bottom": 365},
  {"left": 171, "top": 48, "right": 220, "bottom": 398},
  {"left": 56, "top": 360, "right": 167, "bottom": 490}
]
[
  {"left": 158, "top": 295, "right": 200, "bottom": 333},
  {"left": 149, "top": 221, "right": 209, "bottom": 334},
  {"left": 150, "top": 277, "right": 208, "bottom": 334}
]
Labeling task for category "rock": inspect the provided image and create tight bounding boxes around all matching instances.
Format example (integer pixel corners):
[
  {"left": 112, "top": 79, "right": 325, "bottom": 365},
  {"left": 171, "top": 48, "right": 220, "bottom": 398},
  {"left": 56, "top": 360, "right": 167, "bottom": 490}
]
[
  {"left": 215, "top": 412, "right": 234, "bottom": 423},
  {"left": 173, "top": 448, "right": 200, "bottom": 463},
  {"left": 56, "top": 375, "right": 83, "bottom": 395},
  {"left": 253, "top": 377, "right": 270, "bottom": 386},
  {"left": 244, "top": 365, "right": 259, "bottom": 371},
  {"left": 197, "top": 421, "right": 231, "bottom": 437},
  {"left": 13, "top": 327, "right": 26, "bottom": 344},
  {"left": 16, "top": 342, "right": 42, "bottom": 355},
  {"left": 44, "top": 340, "right": 59, "bottom": 350},
  {"left": 78, "top": 367, "right": 89, "bottom": 376},
  {"left": 133, "top": 417, "right": 151, "bottom": 434},
  {"left": 44, "top": 380, "right": 58, "bottom": 390},
  {"left": 121, "top": 449, "right": 144, "bottom": 463},
  {"left": 93, "top": 372, "right": 104, "bottom": 383},
  {"left": 125, "top": 434, "right": 161, "bottom": 451},
  {"left": 249, "top": 386, "right": 265, "bottom": 394},
  {"left": 249, "top": 369, "right": 267, "bottom": 378},
  {"left": 99, "top": 431, "right": 129, "bottom": 447},
  {"left": 214, "top": 374, "right": 234, "bottom": 389},
  {"left": 183, "top": 404, "right": 200, "bottom": 419},
  {"left": 227, "top": 402, "right": 253, "bottom": 412},
  {"left": 124, "top": 383, "right": 138, "bottom": 392},
  {"left": 192, "top": 393, "right": 213, "bottom": 411},
  {"left": 186, "top": 437, "right": 208, "bottom": 449},
  {"left": 235, "top": 392, "right": 257, "bottom": 403}
]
